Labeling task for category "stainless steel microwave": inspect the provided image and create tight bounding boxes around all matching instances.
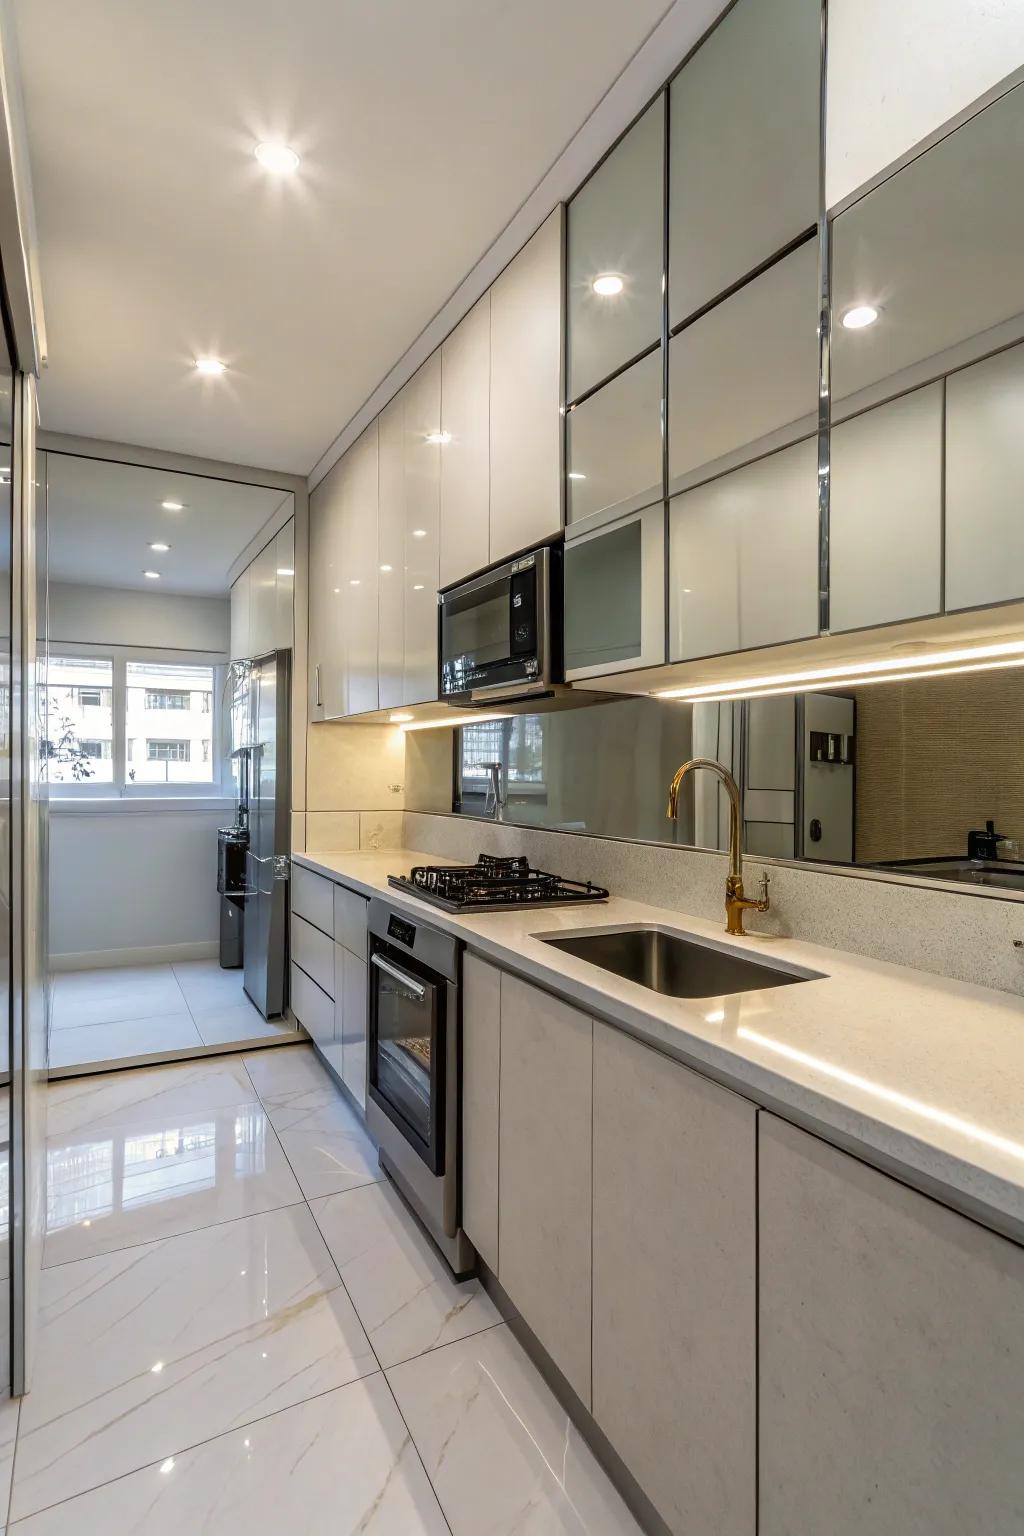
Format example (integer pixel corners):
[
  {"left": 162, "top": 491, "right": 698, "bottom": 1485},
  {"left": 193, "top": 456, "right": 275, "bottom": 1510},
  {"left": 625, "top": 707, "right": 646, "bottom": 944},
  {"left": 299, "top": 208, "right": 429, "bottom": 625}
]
[{"left": 438, "top": 544, "right": 562, "bottom": 704}]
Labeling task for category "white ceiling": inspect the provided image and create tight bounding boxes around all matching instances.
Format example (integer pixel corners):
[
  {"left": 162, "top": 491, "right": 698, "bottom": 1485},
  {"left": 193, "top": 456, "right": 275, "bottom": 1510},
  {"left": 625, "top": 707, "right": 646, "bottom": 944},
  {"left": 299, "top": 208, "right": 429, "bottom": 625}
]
[
  {"left": 14, "top": 0, "right": 674, "bottom": 475},
  {"left": 44, "top": 453, "right": 290, "bottom": 595}
]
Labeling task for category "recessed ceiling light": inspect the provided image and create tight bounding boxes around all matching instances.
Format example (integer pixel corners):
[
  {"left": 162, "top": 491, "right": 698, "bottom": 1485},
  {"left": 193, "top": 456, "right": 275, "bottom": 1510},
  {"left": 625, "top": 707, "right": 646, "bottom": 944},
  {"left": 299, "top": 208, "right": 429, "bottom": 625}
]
[
  {"left": 379, "top": 563, "right": 393, "bottom": 573},
  {"left": 254, "top": 141, "right": 300, "bottom": 175},
  {"left": 149, "top": 542, "right": 170, "bottom": 553},
  {"left": 425, "top": 431, "right": 451, "bottom": 446},
  {"left": 592, "top": 273, "right": 624, "bottom": 297},
  {"left": 276, "top": 566, "right": 294, "bottom": 577},
  {"left": 411, "top": 528, "right": 427, "bottom": 538},
  {"left": 161, "top": 500, "right": 184, "bottom": 511},
  {"left": 143, "top": 570, "right": 161, "bottom": 580},
  {"left": 841, "top": 304, "right": 880, "bottom": 330},
  {"left": 568, "top": 472, "right": 586, "bottom": 481},
  {"left": 194, "top": 357, "right": 227, "bottom": 376}
]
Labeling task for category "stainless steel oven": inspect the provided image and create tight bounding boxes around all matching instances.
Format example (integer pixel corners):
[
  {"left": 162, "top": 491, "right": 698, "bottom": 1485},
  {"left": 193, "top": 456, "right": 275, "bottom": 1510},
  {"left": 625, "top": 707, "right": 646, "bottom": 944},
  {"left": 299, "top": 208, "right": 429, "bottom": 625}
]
[
  {"left": 439, "top": 542, "right": 562, "bottom": 704},
  {"left": 366, "top": 899, "right": 474, "bottom": 1276}
]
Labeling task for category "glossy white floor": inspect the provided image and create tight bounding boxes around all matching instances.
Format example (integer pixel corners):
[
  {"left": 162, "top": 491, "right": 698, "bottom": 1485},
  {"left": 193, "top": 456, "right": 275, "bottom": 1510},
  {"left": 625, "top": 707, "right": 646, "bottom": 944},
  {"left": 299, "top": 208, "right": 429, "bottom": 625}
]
[
  {"left": 49, "top": 960, "right": 296, "bottom": 1072},
  {"left": 1, "top": 1044, "right": 642, "bottom": 1534}
]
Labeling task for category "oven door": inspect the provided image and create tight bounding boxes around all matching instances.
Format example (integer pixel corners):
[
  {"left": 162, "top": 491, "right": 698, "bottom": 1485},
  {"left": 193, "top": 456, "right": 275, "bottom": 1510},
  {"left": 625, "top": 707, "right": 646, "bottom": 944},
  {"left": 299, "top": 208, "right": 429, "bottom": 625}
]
[
  {"left": 439, "top": 550, "right": 548, "bottom": 698},
  {"left": 368, "top": 942, "right": 445, "bottom": 1174}
]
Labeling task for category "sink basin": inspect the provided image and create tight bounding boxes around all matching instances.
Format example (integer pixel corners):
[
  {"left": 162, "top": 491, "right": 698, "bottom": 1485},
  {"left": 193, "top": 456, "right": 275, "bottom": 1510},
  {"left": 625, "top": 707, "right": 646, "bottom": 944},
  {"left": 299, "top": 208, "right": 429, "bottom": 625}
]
[{"left": 538, "top": 925, "right": 822, "bottom": 1000}]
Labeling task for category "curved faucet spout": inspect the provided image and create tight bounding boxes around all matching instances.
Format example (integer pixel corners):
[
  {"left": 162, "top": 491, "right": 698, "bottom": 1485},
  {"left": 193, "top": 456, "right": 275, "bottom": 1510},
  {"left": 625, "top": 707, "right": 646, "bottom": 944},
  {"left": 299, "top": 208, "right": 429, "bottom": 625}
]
[{"left": 666, "top": 757, "right": 770, "bottom": 935}]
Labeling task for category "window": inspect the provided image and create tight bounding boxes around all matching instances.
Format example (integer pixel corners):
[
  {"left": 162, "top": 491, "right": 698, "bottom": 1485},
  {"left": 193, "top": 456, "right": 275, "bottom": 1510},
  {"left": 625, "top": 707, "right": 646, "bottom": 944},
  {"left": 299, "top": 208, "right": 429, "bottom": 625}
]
[
  {"left": 78, "top": 740, "right": 112, "bottom": 760},
  {"left": 79, "top": 689, "right": 103, "bottom": 708},
  {"left": 44, "top": 657, "right": 115, "bottom": 785},
  {"left": 147, "top": 740, "right": 190, "bottom": 763},
  {"left": 145, "top": 689, "right": 189, "bottom": 710},
  {"left": 456, "top": 716, "right": 547, "bottom": 808}
]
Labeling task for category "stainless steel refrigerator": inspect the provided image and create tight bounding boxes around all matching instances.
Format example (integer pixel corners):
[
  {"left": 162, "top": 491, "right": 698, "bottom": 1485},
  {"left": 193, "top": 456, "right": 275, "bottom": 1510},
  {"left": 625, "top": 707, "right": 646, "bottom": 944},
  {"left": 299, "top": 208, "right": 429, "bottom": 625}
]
[{"left": 243, "top": 649, "right": 291, "bottom": 1017}]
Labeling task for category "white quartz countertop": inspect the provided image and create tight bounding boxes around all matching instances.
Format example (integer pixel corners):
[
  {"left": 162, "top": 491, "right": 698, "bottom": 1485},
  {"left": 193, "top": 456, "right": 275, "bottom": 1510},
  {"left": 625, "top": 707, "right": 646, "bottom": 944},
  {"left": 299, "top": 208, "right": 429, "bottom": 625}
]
[{"left": 295, "top": 847, "right": 1024, "bottom": 1243}]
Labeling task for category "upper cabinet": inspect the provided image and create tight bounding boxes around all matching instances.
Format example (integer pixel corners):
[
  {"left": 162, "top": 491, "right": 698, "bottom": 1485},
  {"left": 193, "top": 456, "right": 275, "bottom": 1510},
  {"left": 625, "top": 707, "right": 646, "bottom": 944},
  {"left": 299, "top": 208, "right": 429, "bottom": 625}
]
[
  {"left": 401, "top": 353, "right": 442, "bottom": 705},
  {"left": 308, "top": 458, "right": 347, "bottom": 719},
  {"left": 489, "top": 208, "right": 563, "bottom": 565},
  {"left": 231, "top": 516, "right": 296, "bottom": 664},
  {"left": 567, "top": 99, "right": 664, "bottom": 404},
  {"left": 439, "top": 294, "right": 490, "bottom": 587},
  {"left": 340, "top": 422, "right": 380, "bottom": 717},
  {"left": 669, "top": 0, "right": 820, "bottom": 326},
  {"left": 229, "top": 565, "right": 251, "bottom": 664}
]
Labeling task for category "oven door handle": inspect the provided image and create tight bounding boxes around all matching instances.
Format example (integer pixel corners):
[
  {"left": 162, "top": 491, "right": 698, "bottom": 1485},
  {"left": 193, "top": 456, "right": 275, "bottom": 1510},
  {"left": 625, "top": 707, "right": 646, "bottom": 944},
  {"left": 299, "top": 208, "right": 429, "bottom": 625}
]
[{"left": 371, "top": 951, "right": 427, "bottom": 999}]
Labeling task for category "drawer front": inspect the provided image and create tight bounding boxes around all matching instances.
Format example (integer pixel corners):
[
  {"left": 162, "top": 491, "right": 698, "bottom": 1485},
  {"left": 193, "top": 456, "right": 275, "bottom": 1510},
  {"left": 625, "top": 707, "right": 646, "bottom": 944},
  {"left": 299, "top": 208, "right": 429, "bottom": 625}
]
[
  {"left": 291, "top": 914, "right": 335, "bottom": 997},
  {"left": 290, "top": 962, "right": 333, "bottom": 1047},
  {"left": 341, "top": 950, "right": 368, "bottom": 1110},
  {"left": 334, "top": 884, "right": 368, "bottom": 956},
  {"left": 291, "top": 865, "right": 334, "bottom": 936}
]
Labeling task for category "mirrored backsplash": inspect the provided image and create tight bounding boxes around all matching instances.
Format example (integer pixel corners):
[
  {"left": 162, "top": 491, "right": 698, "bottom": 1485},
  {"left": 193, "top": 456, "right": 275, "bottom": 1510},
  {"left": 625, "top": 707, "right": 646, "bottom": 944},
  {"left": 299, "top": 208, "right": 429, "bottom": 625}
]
[{"left": 403, "top": 670, "right": 1024, "bottom": 894}]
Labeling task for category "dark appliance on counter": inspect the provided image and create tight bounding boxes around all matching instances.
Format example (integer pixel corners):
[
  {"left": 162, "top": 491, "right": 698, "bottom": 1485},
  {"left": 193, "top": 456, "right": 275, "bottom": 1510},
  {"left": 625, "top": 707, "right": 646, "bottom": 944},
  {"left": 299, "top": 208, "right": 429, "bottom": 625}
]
[
  {"left": 388, "top": 853, "right": 610, "bottom": 914},
  {"left": 216, "top": 823, "right": 249, "bottom": 969},
  {"left": 366, "top": 900, "right": 473, "bottom": 1275},
  {"left": 439, "top": 543, "right": 562, "bottom": 705},
  {"left": 967, "top": 819, "right": 1003, "bottom": 860}
]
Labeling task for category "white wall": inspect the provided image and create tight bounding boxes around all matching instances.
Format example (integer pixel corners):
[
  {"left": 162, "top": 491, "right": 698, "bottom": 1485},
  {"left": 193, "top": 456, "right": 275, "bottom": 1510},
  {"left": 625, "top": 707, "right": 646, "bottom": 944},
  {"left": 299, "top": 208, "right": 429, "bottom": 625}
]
[
  {"left": 49, "top": 803, "right": 227, "bottom": 963},
  {"left": 48, "top": 580, "right": 229, "bottom": 653}
]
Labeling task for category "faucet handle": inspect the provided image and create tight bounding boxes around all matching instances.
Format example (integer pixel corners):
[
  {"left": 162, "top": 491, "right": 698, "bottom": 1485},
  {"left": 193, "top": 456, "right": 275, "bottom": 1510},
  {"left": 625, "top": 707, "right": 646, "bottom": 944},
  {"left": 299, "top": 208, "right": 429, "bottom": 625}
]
[{"left": 756, "top": 870, "right": 771, "bottom": 910}]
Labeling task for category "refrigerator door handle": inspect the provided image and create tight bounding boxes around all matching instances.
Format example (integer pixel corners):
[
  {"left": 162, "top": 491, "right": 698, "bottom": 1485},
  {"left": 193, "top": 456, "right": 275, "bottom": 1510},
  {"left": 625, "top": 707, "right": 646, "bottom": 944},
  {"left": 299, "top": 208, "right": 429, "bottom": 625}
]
[{"left": 315, "top": 663, "right": 322, "bottom": 707}]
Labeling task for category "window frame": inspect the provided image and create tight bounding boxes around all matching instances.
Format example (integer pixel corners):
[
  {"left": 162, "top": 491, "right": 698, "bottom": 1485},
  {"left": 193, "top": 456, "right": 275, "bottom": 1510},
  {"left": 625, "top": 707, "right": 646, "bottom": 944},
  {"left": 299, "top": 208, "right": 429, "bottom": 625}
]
[{"left": 46, "top": 643, "right": 227, "bottom": 799}]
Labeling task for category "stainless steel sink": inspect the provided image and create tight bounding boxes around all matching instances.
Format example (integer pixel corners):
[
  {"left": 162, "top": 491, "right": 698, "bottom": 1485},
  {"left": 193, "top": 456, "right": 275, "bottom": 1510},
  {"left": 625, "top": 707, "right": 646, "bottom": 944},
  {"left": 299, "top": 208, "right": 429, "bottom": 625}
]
[{"left": 538, "top": 925, "right": 823, "bottom": 999}]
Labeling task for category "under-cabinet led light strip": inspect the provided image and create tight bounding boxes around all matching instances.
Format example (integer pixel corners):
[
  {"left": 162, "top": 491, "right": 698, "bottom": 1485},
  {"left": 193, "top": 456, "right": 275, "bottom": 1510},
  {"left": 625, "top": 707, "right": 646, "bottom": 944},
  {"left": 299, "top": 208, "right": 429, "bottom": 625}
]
[
  {"left": 655, "top": 638, "right": 1024, "bottom": 703},
  {"left": 398, "top": 712, "right": 514, "bottom": 732}
]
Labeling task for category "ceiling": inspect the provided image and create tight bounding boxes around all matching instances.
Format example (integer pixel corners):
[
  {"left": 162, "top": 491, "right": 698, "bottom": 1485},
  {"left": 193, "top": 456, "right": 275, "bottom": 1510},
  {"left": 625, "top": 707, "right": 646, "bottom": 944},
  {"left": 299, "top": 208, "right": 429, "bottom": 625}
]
[
  {"left": 44, "top": 453, "right": 290, "bottom": 595},
  {"left": 14, "top": 0, "right": 674, "bottom": 476}
]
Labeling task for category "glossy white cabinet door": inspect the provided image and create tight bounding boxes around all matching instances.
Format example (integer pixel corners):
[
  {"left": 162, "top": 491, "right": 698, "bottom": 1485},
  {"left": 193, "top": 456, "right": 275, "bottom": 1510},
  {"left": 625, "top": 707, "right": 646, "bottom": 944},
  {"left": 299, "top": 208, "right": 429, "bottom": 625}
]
[
  {"left": 229, "top": 566, "right": 251, "bottom": 663},
  {"left": 498, "top": 973, "right": 592, "bottom": 1405},
  {"left": 377, "top": 393, "right": 405, "bottom": 711},
  {"left": 760, "top": 1113, "right": 1024, "bottom": 1535},
  {"left": 340, "top": 422, "right": 379, "bottom": 717},
  {"left": 308, "top": 456, "right": 348, "bottom": 720},
  {"left": 248, "top": 536, "right": 277, "bottom": 658},
  {"left": 461, "top": 954, "right": 500, "bottom": 1273},
  {"left": 670, "top": 0, "right": 819, "bottom": 324},
  {"left": 946, "top": 343, "right": 1024, "bottom": 612},
  {"left": 272, "top": 520, "right": 294, "bottom": 651},
  {"left": 439, "top": 294, "right": 490, "bottom": 587},
  {"left": 402, "top": 352, "right": 441, "bottom": 706},
  {"left": 593, "top": 1023, "right": 756, "bottom": 1536},
  {"left": 829, "top": 383, "right": 942, "bottom": 632},
  {"left": 826, "top": 0, "right": 1024, "bottom": 210},
  {"left": 489, "top": 209, "right": 563, "bottom": 563}
]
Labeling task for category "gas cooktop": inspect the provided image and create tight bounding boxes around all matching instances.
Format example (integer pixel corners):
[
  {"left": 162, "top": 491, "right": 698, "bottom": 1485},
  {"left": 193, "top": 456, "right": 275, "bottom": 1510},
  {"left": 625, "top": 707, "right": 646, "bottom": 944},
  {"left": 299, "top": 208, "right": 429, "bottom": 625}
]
[{"left": 388, "top": 854, "right": 610, "bottom": 914}]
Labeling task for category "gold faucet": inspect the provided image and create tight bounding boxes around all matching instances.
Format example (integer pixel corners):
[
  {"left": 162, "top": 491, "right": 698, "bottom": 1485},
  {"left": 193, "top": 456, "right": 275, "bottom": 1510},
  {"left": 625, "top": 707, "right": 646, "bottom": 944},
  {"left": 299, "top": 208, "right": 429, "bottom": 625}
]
[{"left": 667, "top": 758, "right": 771, "bottom": 936}]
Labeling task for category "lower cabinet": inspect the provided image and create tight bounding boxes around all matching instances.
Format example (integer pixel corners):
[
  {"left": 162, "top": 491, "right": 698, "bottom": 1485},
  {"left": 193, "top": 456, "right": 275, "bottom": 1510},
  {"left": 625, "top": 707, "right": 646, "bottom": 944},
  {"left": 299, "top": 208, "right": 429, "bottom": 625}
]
[
  {"left": 290, "top": 962, "right": 333, "bottom": 1051},
  {"left": 497, "top": 972, "right": 593, "bottom": 1405},
  {"left": 759, "top": 1114, "right": 1024, "bottom": 1535},
  {"left": 461, "top": 954, "right": 501, "bottom": 1273},
  {"left": 592, "top": 1023, "right": 757, "bottom": 1536},
  {"left": 335, "top": 946, "right": 367, "bottom": 1110}
]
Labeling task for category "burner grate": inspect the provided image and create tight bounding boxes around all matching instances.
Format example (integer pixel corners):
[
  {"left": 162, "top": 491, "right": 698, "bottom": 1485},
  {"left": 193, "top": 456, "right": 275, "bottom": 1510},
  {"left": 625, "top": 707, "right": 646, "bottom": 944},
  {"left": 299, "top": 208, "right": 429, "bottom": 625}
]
[{"left": 388, "top": 854, "right": 609, "bottom": 913}]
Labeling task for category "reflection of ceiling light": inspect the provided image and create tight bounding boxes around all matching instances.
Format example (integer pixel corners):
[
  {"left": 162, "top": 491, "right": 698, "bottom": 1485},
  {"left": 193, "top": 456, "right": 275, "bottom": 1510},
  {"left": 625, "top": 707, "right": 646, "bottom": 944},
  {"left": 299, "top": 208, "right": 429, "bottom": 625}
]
[
  {"left": 401, "top": 711, "right": 513, "bottom": 732},
  {"left": 143, "top": 570, "right": 161, "bottom": 579},
  {"left": 194, "top": 357, "right": 227, "bottom": 375},
  {"left": 254, "top": 141, "right": 300, "bottom": 175},
  {"left": 411, "top": 528, "right": 427, "bottom": 538},
  {"left": 425, "top": 431, "right": 451, "bottom": 446},
  {"left": 592, "top": 273, "right": 624, "bottom": 296},
  {"left": 149, "top": 542, "right": 170, "bottom": 552},
  {"left": 413, "top": 583, "right": 424, "bottom": 591},
  {"left": 568, "top": 472, "right": 586, "bottom": 480},
  {"left": 390, "top": 712, "right": 414, "bottom": 723},
  {"left": 151, "top": 1361, "right": 164, "bottom": 1374},
  {"left": 841, "top": 304, "right": 879, "bottom": 330},
  {"left": 656, "top": 637, "right": 1024, "bottom": 704},
  {"left": 276, "top": 567, "right": 294, "bottom": 576},
  {"left": 333, "top": 587, "right": 340, "bottom": 594},
  {"left": 349, "top": 578, "right": 361, "bottom": 586},
  {"left": 705, "top": 1010, "right": 725, "bottom": 1024},
  {"left": 160, "top": 1459, "right": 175, "bottom": 1476},
  {"left": 379, "top": 563, "right": 393, "bottom": 573},
  {"left": 161, "top": 500, "right": 184, "bottom": 511}
]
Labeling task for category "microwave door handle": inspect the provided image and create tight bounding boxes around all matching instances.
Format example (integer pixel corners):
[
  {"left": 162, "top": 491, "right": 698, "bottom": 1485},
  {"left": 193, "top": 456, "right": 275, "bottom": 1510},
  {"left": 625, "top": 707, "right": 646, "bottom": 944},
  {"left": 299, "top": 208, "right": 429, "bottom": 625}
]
[{"left": 371, "top": 951, "right": 427, "bottom": 999}]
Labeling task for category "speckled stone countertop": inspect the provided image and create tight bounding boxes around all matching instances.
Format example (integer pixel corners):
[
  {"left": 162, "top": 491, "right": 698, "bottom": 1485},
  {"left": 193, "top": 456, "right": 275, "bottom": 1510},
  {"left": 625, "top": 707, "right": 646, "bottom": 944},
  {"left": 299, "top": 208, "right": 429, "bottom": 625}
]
[{"left": 295, "top": 847, "right": 1024, "bottom": 1244}]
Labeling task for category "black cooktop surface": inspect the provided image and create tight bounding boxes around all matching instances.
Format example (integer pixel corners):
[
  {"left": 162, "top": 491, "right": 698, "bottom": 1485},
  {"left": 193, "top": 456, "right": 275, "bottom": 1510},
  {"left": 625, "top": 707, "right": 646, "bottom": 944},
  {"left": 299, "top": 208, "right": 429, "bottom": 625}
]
[{"left": 388, "top": 854, "right": 609, "bottom": 913}]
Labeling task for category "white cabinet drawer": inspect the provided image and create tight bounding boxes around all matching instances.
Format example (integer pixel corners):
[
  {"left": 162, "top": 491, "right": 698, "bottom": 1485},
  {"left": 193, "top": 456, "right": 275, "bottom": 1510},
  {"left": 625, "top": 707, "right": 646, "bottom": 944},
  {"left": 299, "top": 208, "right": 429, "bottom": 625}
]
[
  {"left": 291, "top": 865, "right": 334, "bottom": 936},
  {"left": 290, "top": 962, "right": 333, "bottom": 1047},
  {"left": 334, "top": 884, "right": 368, "bottom": 957},
  {"left": 291, "top": 914, "right": 335, "bottom": 997}
]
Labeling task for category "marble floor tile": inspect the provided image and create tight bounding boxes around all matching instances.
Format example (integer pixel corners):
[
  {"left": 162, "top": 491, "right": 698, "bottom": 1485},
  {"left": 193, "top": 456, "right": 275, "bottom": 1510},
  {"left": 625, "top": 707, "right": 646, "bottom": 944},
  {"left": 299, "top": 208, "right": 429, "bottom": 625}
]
[
  {"left": 48, "top": 1014, "right": 204, "bottom": 1071},
  {"left": 9, "top": 1375, "right": 450, "bottom": 1535},
  {"left": 170, "top": 959, "right": 246, "bottom": 1012},
  {"left": 45, "top": 1099, "right": 303, "bottom": 1267},
  {"left": 389, "top": 1325, "right": 644, "bottom": 1536},
  {"left": 311, "top": 1180, "right": 499, "bottom": 1367},
  {"left": 0, "top": 1278, "right": 18, "bottom": 1528},
  {"left": 52, "top": 968, "right": 188, "bottom": 1030},
  {"left": 242, "top": 1042, "right": 339, "bottom": 1113},
  {"left": 13, "top": 1206, "right": 376, "bottom": 1520},
  {"left": 271, "top": 1096, "right": 383, "bottom": 1200},
  {"left": 46, "top": 1056, "right": 257, "bottom": 1139},
  {"left": 192, "top": 1000, "right": 297, "bottom": 1047}
]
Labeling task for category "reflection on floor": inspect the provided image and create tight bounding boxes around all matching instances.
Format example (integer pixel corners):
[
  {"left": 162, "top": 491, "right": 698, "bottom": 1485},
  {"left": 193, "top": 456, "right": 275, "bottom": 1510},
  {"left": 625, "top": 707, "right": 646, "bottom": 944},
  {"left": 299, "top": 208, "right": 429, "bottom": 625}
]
[
  {"left": 49, "top": 960, "right": 296, "bottom": 1072},
  {"left": 6, "top": 1045, "right": 642, "bottom": 1533}
]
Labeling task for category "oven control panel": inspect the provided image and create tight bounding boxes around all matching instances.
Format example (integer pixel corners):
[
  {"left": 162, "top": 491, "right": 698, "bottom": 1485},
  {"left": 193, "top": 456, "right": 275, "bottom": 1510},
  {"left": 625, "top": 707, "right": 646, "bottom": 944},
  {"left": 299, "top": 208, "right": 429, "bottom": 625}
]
[{"left": 387, "top": 913, "right": 416, "bottom": 949}]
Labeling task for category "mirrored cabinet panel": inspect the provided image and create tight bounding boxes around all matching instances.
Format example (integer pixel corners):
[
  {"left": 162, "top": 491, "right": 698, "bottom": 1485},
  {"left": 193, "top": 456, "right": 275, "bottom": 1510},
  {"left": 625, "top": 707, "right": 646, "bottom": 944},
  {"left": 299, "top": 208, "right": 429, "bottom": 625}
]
[
  {"left": 669, "top": 0, "right": 820, "bottom": 326},
  {"left": 566, "top": 97, "right": 664, "bottom": 404},
  {"left": 830, "top": 80, "right": 1024, "bottom": 624},
  {"left": 566, "top": 350, "right": 662, "bottom": 527}
]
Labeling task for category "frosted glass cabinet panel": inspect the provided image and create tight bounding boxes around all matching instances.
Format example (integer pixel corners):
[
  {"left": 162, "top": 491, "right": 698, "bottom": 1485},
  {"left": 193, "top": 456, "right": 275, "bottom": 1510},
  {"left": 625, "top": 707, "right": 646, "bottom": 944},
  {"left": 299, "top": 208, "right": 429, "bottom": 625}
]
[
  {"left": 668, "top": 239, "right": 819, "bottom": 492},
  {"left": 669, "top": 437, "right": 819, "bottom": 661},
  {"left": 564, "top": 506, "right": 665, "bottom": 679},
  {"left": 566, "top": 98, "right": 664, "bottom": 403},
  {"left": 829, "top": 383, "right": 943, "bottom": 632},
  {"left": 669, "top": 0, "right": 820, "bottom": 325},
  {"left": 402, "top": 352, "right": 442, "bottom": 705},
  {"left": 566, "top": 350, "right": 663, "bottom": 527},
  {"left": 946, "top": 343, "right": 1024, "bottom": 611}
]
